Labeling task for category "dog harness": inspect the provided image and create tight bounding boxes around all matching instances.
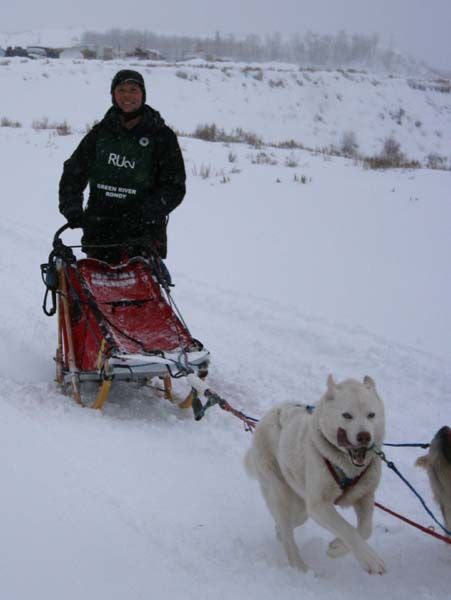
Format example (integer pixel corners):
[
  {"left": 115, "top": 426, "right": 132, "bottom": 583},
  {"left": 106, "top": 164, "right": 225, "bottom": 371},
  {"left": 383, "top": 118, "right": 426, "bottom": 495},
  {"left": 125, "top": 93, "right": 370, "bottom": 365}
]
[{"left": 324, "top": 458, "right": 371, "bottom": 504}]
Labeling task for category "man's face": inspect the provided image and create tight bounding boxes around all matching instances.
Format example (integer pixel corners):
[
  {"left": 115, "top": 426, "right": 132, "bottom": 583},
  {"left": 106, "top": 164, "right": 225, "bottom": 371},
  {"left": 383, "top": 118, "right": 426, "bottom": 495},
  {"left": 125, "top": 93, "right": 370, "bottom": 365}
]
[{"left": 114, "top": 82, "right": 143, "bottom": 112}]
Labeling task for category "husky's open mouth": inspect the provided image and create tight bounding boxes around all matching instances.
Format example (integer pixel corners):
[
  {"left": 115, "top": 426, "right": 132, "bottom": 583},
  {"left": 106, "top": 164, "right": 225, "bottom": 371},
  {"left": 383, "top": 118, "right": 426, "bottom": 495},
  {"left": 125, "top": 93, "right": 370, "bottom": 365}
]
[
  {"left": 337, "top": 428, "right": 371, "bottom": 467},
  {"left": 347, "top": 446, "right": 368, "bottom": 467}
]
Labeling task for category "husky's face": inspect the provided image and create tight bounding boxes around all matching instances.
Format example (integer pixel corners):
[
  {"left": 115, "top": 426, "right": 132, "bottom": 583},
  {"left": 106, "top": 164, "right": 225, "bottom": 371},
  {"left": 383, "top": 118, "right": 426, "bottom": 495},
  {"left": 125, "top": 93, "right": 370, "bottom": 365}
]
[
  {"left": 319, "top": 375, "right": 385, "bottom": 467},
  {"left": 429, "top": 426, "right": 451, "bottom": 465}
]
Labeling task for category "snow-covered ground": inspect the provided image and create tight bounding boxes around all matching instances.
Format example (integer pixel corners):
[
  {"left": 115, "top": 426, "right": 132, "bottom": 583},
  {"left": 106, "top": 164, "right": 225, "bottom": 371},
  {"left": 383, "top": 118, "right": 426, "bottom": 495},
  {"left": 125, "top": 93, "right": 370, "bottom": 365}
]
[{"left": 0, "top": 59, "right": 450, "bottom": 599}]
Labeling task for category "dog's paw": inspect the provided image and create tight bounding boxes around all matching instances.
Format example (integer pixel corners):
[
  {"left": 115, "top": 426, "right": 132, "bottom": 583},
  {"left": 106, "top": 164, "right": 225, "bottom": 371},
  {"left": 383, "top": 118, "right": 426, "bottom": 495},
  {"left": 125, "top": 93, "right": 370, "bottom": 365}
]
[
  {"left": 288, "top": 556, "right": 310, "bottom": 572},
  {"left": 327, "top": 538, "right": 349, "bottom": 558},
  {"left": 358, "top": 548, "right": 386, "bottom": 575}
]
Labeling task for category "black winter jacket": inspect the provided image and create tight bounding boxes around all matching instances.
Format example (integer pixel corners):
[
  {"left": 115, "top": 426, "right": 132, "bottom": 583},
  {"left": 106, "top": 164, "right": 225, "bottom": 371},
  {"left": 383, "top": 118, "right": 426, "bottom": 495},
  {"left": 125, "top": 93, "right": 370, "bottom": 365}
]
[{"left": 59, "top": 105, "right": 186, "bottom": 258}]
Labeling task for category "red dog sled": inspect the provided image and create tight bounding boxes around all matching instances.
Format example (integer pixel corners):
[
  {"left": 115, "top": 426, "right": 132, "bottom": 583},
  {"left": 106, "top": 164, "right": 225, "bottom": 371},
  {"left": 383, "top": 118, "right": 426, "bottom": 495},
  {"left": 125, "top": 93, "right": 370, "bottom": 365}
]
[{"left": 41, "top": 225, "right": 209, "bottom": 410}]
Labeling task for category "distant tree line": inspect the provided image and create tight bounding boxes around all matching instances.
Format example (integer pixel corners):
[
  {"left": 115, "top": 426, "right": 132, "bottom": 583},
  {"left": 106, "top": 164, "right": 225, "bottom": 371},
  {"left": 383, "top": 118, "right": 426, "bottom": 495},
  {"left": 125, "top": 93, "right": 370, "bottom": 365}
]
[{"left": 80, "top": 29, "right": 411, "bottom": 71}]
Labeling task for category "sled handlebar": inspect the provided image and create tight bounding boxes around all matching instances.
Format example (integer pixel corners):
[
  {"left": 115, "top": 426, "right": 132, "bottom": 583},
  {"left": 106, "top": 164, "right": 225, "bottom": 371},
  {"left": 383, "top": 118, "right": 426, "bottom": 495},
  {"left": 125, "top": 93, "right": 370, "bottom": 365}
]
[
  {"left": 53, "top": 216, "right": 125, "bottom": 249},
  {"left": 53, "top": 223, "right": 71, "bottom": 248},
  {"left": 51, "top": 222, "right": 162, "bottom": 258}
]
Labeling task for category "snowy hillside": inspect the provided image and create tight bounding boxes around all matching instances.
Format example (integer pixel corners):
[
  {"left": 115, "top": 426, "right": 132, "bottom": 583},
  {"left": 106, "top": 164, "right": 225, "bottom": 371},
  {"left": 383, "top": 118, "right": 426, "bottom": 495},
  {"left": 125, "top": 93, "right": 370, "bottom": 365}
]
[
  {"left": 0, "top": 57, "right": 450, "bottom": 599},
  {"left": 0, "top": 57, "right": 451, "bottom": 163}
]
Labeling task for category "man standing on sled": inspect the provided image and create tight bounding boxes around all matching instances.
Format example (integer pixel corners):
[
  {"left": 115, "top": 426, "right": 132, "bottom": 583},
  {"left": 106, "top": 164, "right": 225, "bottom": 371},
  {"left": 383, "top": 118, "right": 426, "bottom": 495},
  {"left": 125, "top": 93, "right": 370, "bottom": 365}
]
[{"left": 59, "top": 69, "right": 186, "bottom": 263}]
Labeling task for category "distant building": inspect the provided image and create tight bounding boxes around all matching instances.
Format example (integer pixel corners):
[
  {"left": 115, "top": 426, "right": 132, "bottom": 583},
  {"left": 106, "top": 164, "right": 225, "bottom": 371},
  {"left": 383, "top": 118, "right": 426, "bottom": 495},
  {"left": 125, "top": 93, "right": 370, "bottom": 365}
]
[
  {"left": 180, "top": 52, "right": 207, "bottom": 62},
  {"left": 59, "top": 47, "right": 84, "bottom": 59},
  {"left": 60, "top": 45, "right": 114, "bottom": 60},
  {"left": 125, "top": 47, "right": 165, "bottom": 60},
  {"left": 26, "top": 46, "right": 61, "bottom": 59},
  {"left": 26, "top": 47, "right": 47, "bottom": 59},
  {"left": 5, "top": 46, "right": 29, "bottom": 57},
  {"left": 96, "top": 46, "right": 113, "bottom": 60}
]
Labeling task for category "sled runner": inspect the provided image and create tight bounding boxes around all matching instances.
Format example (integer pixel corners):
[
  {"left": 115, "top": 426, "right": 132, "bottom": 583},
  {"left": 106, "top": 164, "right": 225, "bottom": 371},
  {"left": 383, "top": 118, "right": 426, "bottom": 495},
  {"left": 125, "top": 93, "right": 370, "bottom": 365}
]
[{"left": 41, "top": 225, "right": 209, "bottom": 410}]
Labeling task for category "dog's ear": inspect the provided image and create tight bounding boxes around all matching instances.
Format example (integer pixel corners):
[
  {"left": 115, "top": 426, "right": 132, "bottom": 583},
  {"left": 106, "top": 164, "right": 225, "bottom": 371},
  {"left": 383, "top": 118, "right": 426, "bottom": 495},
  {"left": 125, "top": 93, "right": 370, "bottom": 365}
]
[
  {"left": 415, "top": 455, "right": 429, "bottom": 469},
  {"left": 363, "top": 375, "right": 376, "bottom": 389},
  {"left": 326, "top": 374, "right": 336, "bottom": 400}
]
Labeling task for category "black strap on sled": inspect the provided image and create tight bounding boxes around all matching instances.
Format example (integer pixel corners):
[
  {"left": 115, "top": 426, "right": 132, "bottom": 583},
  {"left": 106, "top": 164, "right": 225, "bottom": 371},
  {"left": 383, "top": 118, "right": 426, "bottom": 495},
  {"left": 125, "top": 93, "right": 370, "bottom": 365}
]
[
  {"left": 41, "top": 224, "right": 77, "bottom": 316},
  {"left": 41, "top": 260, "right": 58, "bottom": 316}
]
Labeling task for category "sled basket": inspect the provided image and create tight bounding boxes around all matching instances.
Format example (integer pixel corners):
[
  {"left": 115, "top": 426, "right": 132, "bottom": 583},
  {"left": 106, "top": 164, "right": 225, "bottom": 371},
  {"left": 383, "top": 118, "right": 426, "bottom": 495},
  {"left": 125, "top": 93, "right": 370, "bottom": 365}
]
[
  {"left": 61, "top": 257, "right": 208, "bottom": 378},
  {"left": 42, "top": 225, "right": 209, "bottom": 408}
]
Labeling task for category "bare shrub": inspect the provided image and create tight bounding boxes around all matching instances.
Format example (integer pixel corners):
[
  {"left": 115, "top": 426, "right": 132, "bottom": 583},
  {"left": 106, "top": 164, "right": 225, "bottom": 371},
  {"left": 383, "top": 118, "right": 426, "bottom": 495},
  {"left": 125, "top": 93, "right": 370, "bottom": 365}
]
[
  {"left": 32, "top": 117, "right": 72, "bottom": 135},
  {"left": 32, "top": 117, "right": 52, "bottom": 130},
  {"left": 268, "top": 78, "right": 285, "bottom": 88},
  {"left": 250, "top": 152, "right": 277, "bottom": 166},
  {"left": 192, "top": 163, "right": 212, "bottom": 179},
  {"left": 294, "top": 174, "right": 310, "bottom": 184},
  {"left": 276, "top": 139, "right": 305, "bottom": 150},
  {"left": 193, "top": 123, "right": 219, "bottom": 141},
  {"left": 199, "top": 164, "right": 211, "bottom": 179},
  {"left": 381, "top": 136, "right": 405, "bottom": 165},
  {"left": 340, "top": 131, "right": 359, "bottom": 157},
  {"left": 56, "top": 121, "right": 72, "bottom": 136},
  {"left": 426, "top": 153, "right": 448, "bottom": 170},
  {"left": 363, "top": 157, "right": 421, "bottom": 170},
  {"left": 285, "top": 154, "right": 298, "bottom": 168},
  {"left": 228, "top": 151, "right": 237, "bottom": 163},
  {"left": 191, "top": 124, "right": 262, "bottom": 148},
  {"left": 363, "top": 137, "right": 420, "bottom": 170},
  {"left": 322, "top": 144, "right": 341, "bottom": 157},
  {"left": 175, "top": 70, "right": 188, "bottom": 79},
  {"left": 1, "top": 117, "right": 22, "bottom": 128},
  {"left": 234, "top": 127, "right": 262, "bottom": 148},
  {"left": 390, "top": 108, "right": 405, "bottom": 125}
]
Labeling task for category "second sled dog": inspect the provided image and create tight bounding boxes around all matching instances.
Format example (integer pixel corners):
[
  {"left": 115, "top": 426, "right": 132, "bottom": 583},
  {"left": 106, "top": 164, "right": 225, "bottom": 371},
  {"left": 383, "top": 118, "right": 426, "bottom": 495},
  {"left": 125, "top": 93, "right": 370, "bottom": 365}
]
[
  {"left": 416, "top": 425, "right": 451, "bottom": 533},
  {"left": 244, "top": 375, "right": 386, "bottom": 574}
]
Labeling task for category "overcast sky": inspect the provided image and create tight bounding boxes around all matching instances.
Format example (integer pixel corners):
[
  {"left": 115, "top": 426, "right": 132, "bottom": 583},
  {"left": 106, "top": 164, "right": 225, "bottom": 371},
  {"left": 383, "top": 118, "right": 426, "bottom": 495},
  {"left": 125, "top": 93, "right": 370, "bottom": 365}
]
[{"left": 3, "top": 0, "right": 451, "bottom": 70}]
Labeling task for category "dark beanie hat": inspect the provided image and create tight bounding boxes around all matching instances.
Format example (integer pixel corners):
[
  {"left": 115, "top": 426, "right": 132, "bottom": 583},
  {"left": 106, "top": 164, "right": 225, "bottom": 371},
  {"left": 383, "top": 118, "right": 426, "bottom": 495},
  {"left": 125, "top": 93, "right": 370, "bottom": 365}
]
[{"left": 111, "top": 69, "right": 146, "bottom": 104}]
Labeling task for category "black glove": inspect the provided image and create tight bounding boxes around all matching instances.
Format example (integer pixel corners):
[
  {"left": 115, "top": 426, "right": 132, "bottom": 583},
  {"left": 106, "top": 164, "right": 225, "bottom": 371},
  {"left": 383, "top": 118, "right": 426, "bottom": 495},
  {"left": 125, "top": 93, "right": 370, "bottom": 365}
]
[{"left": 65, "top": 207, "right": 84, "bottom": 229}]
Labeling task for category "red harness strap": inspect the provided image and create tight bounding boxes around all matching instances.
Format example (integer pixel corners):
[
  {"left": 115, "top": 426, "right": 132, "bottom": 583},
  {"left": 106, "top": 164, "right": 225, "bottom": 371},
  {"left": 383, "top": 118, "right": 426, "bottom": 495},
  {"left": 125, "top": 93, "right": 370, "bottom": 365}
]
[
  {"left": 375, "top": 502, "right": 451, "bottom": 545},
  {"left": 324, "top": 458, "right": 370, "bottom": 504}
]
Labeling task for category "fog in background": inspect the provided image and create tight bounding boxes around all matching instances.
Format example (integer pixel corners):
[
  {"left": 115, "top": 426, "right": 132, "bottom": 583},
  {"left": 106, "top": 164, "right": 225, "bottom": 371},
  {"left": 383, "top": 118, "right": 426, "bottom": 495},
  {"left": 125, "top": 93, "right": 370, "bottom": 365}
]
[{"left": 2, "top": 0, "right": 451, "bottom": 70}]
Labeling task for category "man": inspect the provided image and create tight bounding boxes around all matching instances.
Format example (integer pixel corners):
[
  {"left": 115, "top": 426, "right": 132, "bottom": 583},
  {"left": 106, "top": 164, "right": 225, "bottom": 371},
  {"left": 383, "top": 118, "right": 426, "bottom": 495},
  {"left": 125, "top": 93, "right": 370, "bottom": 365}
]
[{"left": 59, "top": 69, "right": 186, "bottom": 262}]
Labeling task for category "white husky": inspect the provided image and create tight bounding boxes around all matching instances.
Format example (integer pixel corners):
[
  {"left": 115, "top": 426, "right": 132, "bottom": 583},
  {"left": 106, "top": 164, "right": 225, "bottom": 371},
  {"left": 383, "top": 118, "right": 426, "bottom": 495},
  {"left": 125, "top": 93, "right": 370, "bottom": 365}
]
[{"left": 244, "top": 375, "right": 386, "bottom": 574}]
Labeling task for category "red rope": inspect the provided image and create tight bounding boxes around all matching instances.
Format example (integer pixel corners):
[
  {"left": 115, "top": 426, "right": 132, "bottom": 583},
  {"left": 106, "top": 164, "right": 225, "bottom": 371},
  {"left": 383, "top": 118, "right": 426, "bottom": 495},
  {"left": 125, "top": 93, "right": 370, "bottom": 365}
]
[
  {"left": 220, "top": 400, "right": 257, "bottom": 432},
  {"left": 375, "top": 501, "right": 451, "bottom": 545}
]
